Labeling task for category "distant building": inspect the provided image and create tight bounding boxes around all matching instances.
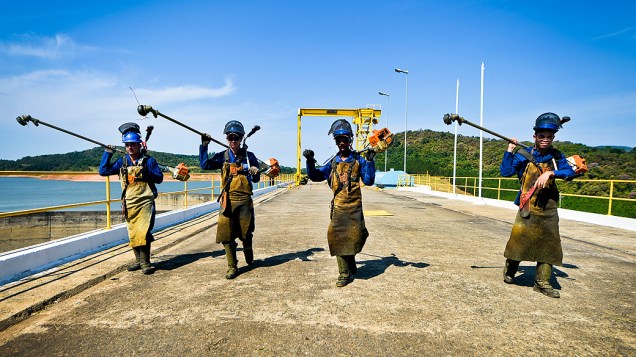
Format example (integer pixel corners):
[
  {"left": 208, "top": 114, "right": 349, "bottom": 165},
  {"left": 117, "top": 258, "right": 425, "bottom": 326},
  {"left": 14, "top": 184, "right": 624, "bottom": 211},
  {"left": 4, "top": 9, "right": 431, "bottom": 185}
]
[{"left": 374, "top": 168, "right": 413, "bottom": 188}]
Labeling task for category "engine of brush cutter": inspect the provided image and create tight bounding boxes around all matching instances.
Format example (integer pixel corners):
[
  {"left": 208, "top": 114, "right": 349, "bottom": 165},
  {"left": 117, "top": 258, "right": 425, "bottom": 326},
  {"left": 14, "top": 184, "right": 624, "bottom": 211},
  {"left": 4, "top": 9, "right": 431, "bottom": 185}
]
[
  {"left": 566, "top": 155, "right": 588, "bottom": 175},
  {"left": 367, "top": 128, "right": 394, "bottom": 153},
  {"left": 259, "top": 158, "right": 281, "bottom": 178},
  {"left": 164, "top": 163, "right": 190, "bottom": 181}
]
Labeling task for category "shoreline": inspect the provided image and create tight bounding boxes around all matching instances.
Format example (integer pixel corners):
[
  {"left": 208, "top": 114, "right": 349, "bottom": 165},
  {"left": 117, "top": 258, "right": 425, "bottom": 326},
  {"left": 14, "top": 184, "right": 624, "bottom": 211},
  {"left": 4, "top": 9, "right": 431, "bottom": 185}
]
[
  {"left": 3, "top": 174, "right": 219, "bottom": 182},
  {"left": 1, "top": 174, "right": 105, "bottom": 182}
]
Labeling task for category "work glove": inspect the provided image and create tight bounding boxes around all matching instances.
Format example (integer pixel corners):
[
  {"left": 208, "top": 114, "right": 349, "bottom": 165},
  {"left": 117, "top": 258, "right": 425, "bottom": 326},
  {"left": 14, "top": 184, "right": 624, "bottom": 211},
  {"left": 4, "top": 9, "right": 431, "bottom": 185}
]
[
  {"left": 303, "top": 149, "right": 316, "bottom": 164},
  {"left": 365, "top": 149, "right": 377, "bottom": 161},
  {"left": 105, "top": 145, "right": 115, "bottom": 154},
  {"left": 201, "top": 133, "right": 212, "bottom": 146},
  {"left": 249, "top": 166, "right": 259, "bottom": 175}
]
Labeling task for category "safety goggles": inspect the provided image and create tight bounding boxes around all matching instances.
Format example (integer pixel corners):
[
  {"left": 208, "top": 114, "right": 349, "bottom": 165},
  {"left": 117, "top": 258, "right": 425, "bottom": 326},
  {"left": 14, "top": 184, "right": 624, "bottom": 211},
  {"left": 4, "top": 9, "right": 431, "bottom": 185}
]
[
  {"left": 227, "top": 135, "right": 242, "bottom": 142},
  {"left": 535, "top": 134, "right": 554, "bottom": 140},
  {"left": 335, "top": 136, "right": 350, "bottom": 143}
]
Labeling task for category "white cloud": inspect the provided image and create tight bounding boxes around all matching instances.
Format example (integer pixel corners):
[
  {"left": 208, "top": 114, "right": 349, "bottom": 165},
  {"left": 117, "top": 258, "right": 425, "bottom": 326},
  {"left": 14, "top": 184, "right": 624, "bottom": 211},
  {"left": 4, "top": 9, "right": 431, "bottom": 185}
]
[
  {"left": 133, "top": 78, "right": 236, "bottom": 104},
  {"left": 591, "top": 26, "right": 636, "bottom": 41},
  {"left": 0, "top": 70, "right": 241, "bottom": 161},
  {"left": 1, "top": 34, "right": 79, "bottom": 60}
]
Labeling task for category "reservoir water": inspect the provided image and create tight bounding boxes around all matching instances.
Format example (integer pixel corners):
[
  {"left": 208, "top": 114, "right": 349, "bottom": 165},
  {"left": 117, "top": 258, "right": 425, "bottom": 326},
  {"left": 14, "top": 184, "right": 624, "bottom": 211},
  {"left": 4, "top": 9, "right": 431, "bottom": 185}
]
[{"left": 0, "top": 177, "right": 219, "bottom": 212}]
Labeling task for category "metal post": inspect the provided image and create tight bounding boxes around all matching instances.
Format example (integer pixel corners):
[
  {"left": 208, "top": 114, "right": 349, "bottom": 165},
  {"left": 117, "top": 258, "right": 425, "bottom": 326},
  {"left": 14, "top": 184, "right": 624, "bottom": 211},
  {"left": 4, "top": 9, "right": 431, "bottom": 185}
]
[
  {"left": 378, "top": 91, "right": 390, "bottom": 172},
  {"left": 184, "top": 180, "right": 188, "bottom": 208},
  {"left": 105, "top": 176, "right": 111, "bottom": 229},
  {"left": 296, "top": 111, "right": 302, "bottom": 184},
  {"left": 608, "top": 180, "right": 614, "bottom": 215},
  {"left": 497, "top": 178, "right": 501, "bottom": 200},
  {"left": 395, "top": 68, "right": 409, "bottom": 174}
]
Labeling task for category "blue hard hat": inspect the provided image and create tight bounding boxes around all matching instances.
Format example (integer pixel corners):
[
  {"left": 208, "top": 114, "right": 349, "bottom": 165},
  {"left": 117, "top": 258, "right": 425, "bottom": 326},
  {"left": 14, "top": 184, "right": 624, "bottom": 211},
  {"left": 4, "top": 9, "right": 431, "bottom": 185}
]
[
  {"left": 533, "top": 112, "right": 562, "bottom": 132},
  {"left": 328, "top": 119, "right": 353, "bottom": 138},
  {"left": 122, "top": 131, "right": 142, "bottom": 143},
  {"left": 223, "top": 120, "right": 245, "bottom": 136}
]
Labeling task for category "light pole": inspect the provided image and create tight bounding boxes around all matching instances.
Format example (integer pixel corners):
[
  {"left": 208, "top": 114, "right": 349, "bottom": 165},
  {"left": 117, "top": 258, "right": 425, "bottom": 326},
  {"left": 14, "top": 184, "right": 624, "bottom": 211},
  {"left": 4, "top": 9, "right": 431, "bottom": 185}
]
[
  {"left": 453, "top": 79, "right": 459, "bottom": 194},
  {"left": 378, "top": 91, "right": 390, "bottom": 172},
  {"left": 394, "top": 68, "right": 408, "bottom": 173}
]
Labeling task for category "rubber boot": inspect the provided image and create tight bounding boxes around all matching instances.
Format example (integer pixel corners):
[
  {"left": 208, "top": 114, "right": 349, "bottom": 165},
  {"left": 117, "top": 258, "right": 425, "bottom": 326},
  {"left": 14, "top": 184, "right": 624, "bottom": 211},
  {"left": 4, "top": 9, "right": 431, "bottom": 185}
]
[
  {"left": 345, "top": 255, "right": 357, "bottom": 275},
  {"left": 224, "top": 243, "right": 238, "bottom": 279},
  {"left": 139, "top": 244, "right": 155, "bottom": 275},
  {"left": 336, "top": 256, "right": 351, "bottom": 287},
  {"left": 127, "top": 247, "right": 141, "bottom": 271},
  {"left": 503, "top": 259, "right": 519, "bottom": 284},
  {"left": 533, "top": 262, "right": 560, "bottom": 298},
  {"left": 243, "top": 239, "right": 254, "bottom": 265}
]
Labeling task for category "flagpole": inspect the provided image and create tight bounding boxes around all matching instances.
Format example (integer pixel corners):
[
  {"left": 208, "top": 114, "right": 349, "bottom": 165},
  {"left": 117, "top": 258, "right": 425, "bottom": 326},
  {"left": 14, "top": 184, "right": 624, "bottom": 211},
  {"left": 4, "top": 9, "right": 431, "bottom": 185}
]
[{"left": 478, "top": 62, "right": 485, "bottom": 198}]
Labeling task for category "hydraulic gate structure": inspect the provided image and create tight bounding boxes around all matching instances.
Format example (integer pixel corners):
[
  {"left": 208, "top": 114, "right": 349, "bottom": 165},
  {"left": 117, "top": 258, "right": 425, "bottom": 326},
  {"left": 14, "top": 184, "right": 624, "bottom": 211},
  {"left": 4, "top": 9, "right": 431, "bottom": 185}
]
[{"left": 296, "top": 107, "right": 381, "bottom": 184}]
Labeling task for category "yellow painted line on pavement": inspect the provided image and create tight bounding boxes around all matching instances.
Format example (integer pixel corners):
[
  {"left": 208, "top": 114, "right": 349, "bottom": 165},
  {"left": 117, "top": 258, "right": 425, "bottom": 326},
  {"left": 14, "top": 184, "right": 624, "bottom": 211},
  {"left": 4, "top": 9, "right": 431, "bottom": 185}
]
[{"left": 364, "top": 210, "right": 393, "bottom": 216}]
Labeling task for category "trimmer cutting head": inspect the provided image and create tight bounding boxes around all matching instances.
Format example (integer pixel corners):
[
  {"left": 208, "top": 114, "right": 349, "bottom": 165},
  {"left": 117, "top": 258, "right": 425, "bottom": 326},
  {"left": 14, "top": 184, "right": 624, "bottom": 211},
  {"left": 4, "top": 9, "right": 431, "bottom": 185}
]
[{"left": 16, "top": 115, "right": 35, "bottom": 126}]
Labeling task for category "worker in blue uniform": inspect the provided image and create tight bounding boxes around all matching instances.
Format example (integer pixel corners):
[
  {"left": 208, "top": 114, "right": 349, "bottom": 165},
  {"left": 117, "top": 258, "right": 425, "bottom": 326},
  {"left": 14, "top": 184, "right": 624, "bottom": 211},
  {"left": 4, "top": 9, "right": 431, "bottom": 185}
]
[
  {"left": 500, "top": 112, "right": 575, "bottom": 298},
  {"left": 200, "top": 120, "right": 261, "bottom": 279},
  {"left": 303, "top": 119, "right": 376, "bottom": 287},
  {"left": 99, "top": 122, "right": 164, "bottom": 275}
]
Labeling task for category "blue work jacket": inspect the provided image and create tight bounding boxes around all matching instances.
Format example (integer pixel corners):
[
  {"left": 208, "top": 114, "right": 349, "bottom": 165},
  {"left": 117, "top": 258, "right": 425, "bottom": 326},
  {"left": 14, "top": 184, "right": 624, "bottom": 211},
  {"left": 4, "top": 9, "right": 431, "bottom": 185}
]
[
  {"left": 306, "top": 152, "right": 375, "bottom": 186},
  {"left": 98, "top": 151, "right": 164, "bottom": 197},
  {"left": 199, "top": 145, "right": 261, "bottom": 184},
  {"left": 500, "top": 147, "right": 575, "bottom": 205}
]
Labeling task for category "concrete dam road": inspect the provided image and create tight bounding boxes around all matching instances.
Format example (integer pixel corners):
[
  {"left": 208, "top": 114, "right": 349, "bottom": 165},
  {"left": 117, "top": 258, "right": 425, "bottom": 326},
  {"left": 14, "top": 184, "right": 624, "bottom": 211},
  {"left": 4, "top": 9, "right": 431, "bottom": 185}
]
[{"left": 0, "top": 183, "right": 634, "bottom": 356}]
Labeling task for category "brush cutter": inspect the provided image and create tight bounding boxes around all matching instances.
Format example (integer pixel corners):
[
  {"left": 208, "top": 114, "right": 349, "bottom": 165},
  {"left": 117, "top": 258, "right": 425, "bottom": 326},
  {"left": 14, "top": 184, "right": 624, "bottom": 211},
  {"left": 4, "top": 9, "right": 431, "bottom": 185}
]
[
  {"left": 137, "top": 105, "right": 280, "bottom": 178},
  {"left": 442, "top": 113, "right": 588, "bottom": 176},
  {"left": 16, "top": 114, "right": 190, "bottom": 181}
]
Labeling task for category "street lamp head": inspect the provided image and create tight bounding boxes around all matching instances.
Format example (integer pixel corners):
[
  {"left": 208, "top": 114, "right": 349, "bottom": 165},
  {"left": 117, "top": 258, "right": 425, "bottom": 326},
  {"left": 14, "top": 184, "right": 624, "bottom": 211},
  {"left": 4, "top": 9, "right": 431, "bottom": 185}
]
[
  {"left": 394, "top": 68, "right": 408, "bottom": 74},
  {"left": 378, "top": 91, "right": 389, "bottom": 96}
]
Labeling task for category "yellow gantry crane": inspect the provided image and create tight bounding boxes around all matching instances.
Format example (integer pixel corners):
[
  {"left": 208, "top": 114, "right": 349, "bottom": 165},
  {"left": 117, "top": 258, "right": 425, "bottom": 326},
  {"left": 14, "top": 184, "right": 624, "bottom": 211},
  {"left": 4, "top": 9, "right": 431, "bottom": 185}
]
[{"left": 296, "top": 107, "right": 381, "bottom": 184}]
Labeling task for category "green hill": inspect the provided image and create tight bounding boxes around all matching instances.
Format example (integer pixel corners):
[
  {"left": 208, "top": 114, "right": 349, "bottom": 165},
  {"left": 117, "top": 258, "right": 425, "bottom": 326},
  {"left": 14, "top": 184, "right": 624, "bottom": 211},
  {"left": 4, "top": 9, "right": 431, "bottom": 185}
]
[
  {"left": 375, "top": 129, "right": 635, "bottom": 180},
  {"left": 2, "top": 131, "right": 633, "bottom": 180},
  {"left": 373, "top": 129, "right": 635, "bottom": 218},
  {"left": 2, "top": 131, "right": 633, "bottom": 181},
  {"left": 0, "top": 147, "right": 297, "bottom": 174}
]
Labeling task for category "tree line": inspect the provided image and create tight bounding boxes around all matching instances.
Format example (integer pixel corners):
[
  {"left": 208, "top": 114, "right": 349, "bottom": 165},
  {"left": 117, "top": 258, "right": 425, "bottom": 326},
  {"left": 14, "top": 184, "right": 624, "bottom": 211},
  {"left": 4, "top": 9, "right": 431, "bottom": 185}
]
[{"left": 0, "top": 147, "right": 297, "bottom": 174}]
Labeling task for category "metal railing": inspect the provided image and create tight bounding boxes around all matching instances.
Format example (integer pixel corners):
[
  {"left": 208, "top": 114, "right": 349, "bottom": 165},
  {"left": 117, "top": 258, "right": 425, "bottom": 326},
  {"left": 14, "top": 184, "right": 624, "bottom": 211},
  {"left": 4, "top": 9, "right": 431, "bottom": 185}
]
[
  {"left": 403, "top": 173, "right": 635, "bottom": 218},
  {"left": 0, "top": 171, "right": 295, "bottom": 226}
]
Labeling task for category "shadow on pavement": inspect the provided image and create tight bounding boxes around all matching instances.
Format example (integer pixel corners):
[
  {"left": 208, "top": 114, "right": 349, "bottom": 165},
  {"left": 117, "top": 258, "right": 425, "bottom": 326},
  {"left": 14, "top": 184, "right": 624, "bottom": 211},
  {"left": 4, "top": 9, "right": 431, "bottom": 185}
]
[
  {"left": 511, "top": 263, "right": 578, "bottom": 289},
  {"left": 239, "top": 247, "right": 325, "bottom": 274},
  {"left": 154, "top": 251, "right": 222, "bottom": 271},
  {"left": 355, "top": 253, "right": 429, "bottom": 280},
  {"left": 470, "top": 262, "right": 578, "bottom": 289}
]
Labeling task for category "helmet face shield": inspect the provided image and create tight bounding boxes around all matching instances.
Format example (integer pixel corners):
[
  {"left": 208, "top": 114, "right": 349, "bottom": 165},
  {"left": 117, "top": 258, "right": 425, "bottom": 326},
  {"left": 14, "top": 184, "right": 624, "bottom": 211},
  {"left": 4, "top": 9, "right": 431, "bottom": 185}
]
[
  {"left": 118, "top": 122, "right": 140, "bottom": 135},
  {"left": 328, "top": 119, "right": 353, "bottom": 138},
  {"left": 534, "top": 112, "right": 562, "bottom": 132},
  {"left": 119, "top": 122, "right": 143, "bottom": 143},
  {"left": 223, "top": 120, "right": 245, "bottom": 136}
]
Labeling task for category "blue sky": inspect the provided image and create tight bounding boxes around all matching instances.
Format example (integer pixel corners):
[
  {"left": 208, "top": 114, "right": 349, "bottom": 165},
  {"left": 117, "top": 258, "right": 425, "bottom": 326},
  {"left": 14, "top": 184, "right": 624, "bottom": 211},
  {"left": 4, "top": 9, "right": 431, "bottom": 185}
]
[{"left": 1, "top": 0, "right": 634, "bottom": 168}]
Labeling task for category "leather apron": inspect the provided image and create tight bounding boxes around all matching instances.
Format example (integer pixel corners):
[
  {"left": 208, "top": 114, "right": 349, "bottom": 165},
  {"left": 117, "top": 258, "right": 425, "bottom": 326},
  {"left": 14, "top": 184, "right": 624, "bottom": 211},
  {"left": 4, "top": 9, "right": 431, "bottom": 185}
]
[
  {"left": 504, "top": 160, "right": 563, "bottom": 266},
  {"left": 216, "top": 159, "right": 255, "bottom": 243},
  {"left": 120, "top": 165, "right": 154, "bottom": 248},
  {"left": 327, "top": 159, "right": 368, "bottom": 256}
]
